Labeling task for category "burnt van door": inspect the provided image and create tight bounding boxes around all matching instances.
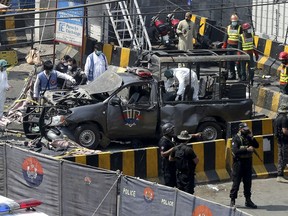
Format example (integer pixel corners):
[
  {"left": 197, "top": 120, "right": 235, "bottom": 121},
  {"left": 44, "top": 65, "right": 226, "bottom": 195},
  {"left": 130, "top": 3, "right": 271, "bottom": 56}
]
[{"left": 106, "top": 83, "right": 158, "bottom": 139}]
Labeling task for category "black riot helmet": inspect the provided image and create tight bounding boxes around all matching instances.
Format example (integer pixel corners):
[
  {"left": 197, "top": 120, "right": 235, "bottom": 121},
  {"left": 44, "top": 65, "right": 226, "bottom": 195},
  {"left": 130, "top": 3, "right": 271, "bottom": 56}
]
[{"left": 161, "top": 123, "right": 175, "bottom": 136}]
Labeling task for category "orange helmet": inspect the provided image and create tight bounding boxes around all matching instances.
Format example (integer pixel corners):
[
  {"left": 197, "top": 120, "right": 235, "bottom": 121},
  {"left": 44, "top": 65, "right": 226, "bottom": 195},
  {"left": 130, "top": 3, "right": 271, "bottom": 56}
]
[
  {"left": 242, "top": 23, "right": 251, "bottom": 30},
  {"left": 230, "top": 14, "right": 239, "bottom": 22},
  {"left": 279, "top": 51, "right": 288, "bottom": 60}
]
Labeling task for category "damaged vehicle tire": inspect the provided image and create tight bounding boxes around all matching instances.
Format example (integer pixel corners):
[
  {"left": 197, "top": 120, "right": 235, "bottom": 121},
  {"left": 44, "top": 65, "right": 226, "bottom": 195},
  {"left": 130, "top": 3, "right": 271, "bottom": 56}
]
[
  {"left": 197, "top": 121, "right": 222, "bottom": 141},
  {"left": 75, "top": 124, "right": 101, "bottom": 149}
]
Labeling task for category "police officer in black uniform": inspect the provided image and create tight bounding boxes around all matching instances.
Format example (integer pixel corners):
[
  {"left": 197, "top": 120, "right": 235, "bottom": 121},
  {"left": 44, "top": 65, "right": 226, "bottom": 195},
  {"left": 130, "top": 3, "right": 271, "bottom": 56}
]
[
  {"left": 274, "top": 104, "right": 288, "bottom": 183},
  {"left": 169, "top": 130, "right": 200, "bottom": 195},
  {"left": 230, "top": 122, "right": 259, "bottom": 208},
  {"left": 158, "top": 123, "right": 177, "bottom": 187}
]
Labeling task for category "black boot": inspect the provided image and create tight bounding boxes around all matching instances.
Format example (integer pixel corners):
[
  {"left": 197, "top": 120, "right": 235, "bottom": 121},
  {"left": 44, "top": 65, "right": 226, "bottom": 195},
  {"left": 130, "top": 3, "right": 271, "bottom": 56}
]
[
  {"left": 245, "top": 198, "right": 257, "bottom": 209},
  {"left": 230, "top": 199, "right": 235, "bottom": 207}
]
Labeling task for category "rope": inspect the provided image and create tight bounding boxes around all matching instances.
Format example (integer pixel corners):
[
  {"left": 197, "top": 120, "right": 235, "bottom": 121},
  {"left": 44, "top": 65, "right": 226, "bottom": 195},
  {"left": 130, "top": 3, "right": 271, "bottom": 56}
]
[{"left": 91, "top": 173, "right": 122, "bottom": 216}]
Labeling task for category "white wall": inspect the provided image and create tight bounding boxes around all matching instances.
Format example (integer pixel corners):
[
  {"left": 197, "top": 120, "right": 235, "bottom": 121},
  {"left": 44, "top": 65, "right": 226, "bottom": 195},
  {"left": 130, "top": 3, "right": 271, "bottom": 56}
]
[
  {"left": 34, "top": 0, "right": 56, "bottom": 43},
  {"left": 253, "top": 0, "right": 288, "bottom": 43},
  {"left": 86, "top": 0, "right": 107, "bottom": 43}
]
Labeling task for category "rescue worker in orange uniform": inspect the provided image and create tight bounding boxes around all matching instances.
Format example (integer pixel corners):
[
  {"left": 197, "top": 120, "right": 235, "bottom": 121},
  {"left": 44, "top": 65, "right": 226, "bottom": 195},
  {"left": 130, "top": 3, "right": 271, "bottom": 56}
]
[
  {"left": 238, "top": 23, "right": 258, "bottom": 85},
  {"left": 279, "top": 51, "right": 288, "bottom": 94},
  {"left": 222, "top": 14, "right": 242, "bottom": 80}
]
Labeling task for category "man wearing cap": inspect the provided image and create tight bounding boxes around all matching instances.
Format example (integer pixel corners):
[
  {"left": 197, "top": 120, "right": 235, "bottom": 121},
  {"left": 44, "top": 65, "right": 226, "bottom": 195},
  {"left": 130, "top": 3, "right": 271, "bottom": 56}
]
[
  {"left": 0, "top": 60, "right": 11, "bottom": 120},
  {"left": 274, "top": 104, "right": 288, "bottom": 183},
  {"left": 164, "top": 67, "right": 199, "bottom": 101},
  {"left": 230, "top": 122, "right": 259, "bottom": 208},
  {"left": 169, "top": 130, "right": 200, "bottom": 194}
]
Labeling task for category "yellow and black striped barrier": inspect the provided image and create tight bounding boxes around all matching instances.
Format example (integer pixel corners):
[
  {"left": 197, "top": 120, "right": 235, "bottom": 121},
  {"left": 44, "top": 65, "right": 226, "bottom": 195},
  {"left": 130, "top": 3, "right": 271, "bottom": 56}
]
[
  {"left": 63, "top": 147, "right": 160, "bottom": 180},
  {"left": 226, "top": 118, "right": 274, "bottom": 139},
  {"left": 63, "top": 134, "right": 282, "bottom": 184},
  {"left": 191, "top": 14, "right": 208, "bottom": 45},
  {"left": 103, "top": 44, "right": 139, "bottom": 68},
  {"left": 254, "top": 35, "right": 288, "bottom": 76},
  {"left": 63, "top": 139, "right": 231, "bottom": 184},
  {"left": 251, "top": 86, "right": 288, "bottom": 118},
  {"left": 192, "top": 139, "right": 230, "bottom": 183}
]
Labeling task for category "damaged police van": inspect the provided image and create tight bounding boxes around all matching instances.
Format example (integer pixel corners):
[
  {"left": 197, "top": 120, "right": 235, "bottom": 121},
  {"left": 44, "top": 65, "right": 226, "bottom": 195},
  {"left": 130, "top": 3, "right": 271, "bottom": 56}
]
[{"left": 26, "top": 49, "right": 253, "bottom": 149}]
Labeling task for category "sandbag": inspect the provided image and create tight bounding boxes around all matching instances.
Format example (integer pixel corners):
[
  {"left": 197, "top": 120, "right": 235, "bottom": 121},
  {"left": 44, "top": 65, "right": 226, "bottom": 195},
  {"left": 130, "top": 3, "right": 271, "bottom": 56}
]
[{"left": 25, "top": 48, "right": 41, "bottom": 65}]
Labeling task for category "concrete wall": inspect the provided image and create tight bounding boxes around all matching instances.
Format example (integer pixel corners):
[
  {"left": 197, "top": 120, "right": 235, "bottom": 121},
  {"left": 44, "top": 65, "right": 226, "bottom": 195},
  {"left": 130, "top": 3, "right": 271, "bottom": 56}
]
[
  {"left": 86, "top": 0, "right": 107, "bottom": 43},
  {"left": 34, "top": 0, "right": 56, "bottom": 42}
]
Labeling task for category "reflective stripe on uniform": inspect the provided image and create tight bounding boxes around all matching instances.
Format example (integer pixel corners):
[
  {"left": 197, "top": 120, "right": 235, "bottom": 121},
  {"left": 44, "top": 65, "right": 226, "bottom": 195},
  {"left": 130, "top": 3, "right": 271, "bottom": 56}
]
[
  {"left": 280, "top": 66, "right": 288, "bottom": 84},
  {"left": 227, "top": 25, "right": 241, "bottom": 43},
  {"left": 241, "top": 34, "right": 254, "bottom": 51}
]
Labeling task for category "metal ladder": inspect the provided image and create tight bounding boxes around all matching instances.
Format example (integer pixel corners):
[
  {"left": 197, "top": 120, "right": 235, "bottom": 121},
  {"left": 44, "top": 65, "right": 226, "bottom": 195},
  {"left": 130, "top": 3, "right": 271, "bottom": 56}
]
[{"left": 105, "top": 0, "right": 152, "bottom": 50}]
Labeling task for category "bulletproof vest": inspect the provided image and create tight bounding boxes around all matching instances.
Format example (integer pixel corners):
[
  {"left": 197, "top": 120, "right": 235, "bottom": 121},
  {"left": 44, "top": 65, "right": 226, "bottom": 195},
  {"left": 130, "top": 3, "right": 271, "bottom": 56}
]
[
  {"left": 39, "top": 71, "right": 57, "bottom": 91},
  {"left": 235, "top": 133, "right": 253, "bottom": 158}
]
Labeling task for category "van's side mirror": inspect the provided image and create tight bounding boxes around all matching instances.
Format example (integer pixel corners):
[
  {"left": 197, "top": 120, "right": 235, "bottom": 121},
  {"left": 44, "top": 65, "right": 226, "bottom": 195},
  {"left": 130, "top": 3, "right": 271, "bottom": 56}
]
[{"left": 110, "top": 96, "right": 121, "bottom": 106}]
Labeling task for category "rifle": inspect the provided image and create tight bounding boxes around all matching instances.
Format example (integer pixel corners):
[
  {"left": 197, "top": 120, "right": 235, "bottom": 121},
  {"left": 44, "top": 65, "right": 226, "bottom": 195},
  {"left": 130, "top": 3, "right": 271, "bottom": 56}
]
[{"left": 253, "top": 149, "right": 263, "bottom": 162}]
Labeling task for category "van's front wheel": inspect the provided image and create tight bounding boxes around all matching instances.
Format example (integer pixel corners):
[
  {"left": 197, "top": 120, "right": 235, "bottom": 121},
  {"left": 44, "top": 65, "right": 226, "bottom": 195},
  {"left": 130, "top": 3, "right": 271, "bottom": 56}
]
[
  {"left": 75, "top": 124, "right": 101, "bottom": 149},
  {"left": 197, "top": 122, "right": 222, "bottom": 141}
]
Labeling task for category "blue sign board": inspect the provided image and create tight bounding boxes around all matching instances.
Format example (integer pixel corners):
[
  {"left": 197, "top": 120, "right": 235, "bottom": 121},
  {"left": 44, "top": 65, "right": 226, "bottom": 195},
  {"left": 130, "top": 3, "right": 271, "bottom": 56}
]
[{"left": 55, "top": 0, "right": 84, "bottom": 46}]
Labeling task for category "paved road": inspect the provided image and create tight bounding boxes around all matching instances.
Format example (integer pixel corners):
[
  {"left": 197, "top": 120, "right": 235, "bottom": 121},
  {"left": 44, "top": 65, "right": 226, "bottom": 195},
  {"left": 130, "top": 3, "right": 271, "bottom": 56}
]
[{"left": 195, "top": 178, "right": 288, "bottom": 216}]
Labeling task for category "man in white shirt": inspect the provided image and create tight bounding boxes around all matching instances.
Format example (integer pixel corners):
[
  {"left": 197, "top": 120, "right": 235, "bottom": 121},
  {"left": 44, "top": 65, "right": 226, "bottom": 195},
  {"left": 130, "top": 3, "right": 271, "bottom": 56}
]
[
  {"left": 176, "top": 12, "right": 197, "bottom": 51},
  {"left": 84, "top": 43, "right": 108, "bottom": 84},
  {"left": 164, "top": 67, "right": 199, "bottom": 101},
  {"left": 0, "top": 60, "right": 11, "bottom": 120},
  {"left": 33, "top": 60, "right": 76, "bottom": 101}
]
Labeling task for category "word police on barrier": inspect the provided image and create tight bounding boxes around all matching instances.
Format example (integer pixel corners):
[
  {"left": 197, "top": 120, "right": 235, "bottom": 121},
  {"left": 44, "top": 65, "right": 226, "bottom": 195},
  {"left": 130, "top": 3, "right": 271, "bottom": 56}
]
[
  {"left": 55, "top": 0, "right": 84, "bottom": 46},
  {"left": 0, "top": 143, "right": 252, "bottom": 216},
  {"left": 119, "top": 176, "right": 249, "bottom": 216}
]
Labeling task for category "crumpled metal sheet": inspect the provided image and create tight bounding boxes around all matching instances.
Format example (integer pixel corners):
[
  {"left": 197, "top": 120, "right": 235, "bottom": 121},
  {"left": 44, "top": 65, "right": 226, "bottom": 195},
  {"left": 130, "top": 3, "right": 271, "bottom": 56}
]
[
  {"left": 0, "top": 116, "right": 11, "bottom": 127},
  {"left": 80, "top": 66, "right": 123, "bottom": 95}
]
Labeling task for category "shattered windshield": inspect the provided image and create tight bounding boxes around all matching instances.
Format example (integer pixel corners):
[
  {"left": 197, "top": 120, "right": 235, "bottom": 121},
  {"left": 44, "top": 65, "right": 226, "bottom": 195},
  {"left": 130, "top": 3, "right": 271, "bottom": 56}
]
[{"left": 80, "top": 67, "right": 123, "bottom": 95}]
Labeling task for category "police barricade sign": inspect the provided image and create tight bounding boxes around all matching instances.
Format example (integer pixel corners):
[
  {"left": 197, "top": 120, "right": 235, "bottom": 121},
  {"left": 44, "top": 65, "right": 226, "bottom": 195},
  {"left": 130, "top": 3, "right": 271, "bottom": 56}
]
[
  {"left": 176, "top": 190, "right": 232, "bottom": 215},
  {"left": 61, "top": 161, "right": 118, "bottom": 216},
  {"left": 119, "top": 176, "right": 177, "bottom": 215},
  {"left": 0, "top": 144, "right": 5, "bottom": 195},
  {"left": 176, "top": 190, "right": 251, "bottom": 215},
  {"left": 5, "top": 144, "right": 60, "bottom": 215}
]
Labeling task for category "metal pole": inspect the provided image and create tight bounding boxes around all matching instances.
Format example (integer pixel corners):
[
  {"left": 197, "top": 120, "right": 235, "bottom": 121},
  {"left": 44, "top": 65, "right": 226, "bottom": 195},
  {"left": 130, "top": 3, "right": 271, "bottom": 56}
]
[
  {"left": 0, "top": 23, "right": 55, "bottom": 33},
  {"left": 102, "top": 12, "right": 105, "bottom": 43},
  {"left": 188, "top": 63, "right": 193, "bottom": 101},
  {"left": 53, "top": 0, "right": 58, "bottom": 65},
  {"left": 196, "top": 63, "right": 200, "bottom": 80},
  {"left": 30, "top": 29, "right": 34, "bottom": 49},
  {"left": 0, "top": 0, "right": 124, "bottom": 18},
  {"left": 284, "top": 26, "right": 288, "bottom": 45},
  {"left": 80, "top": 2, "right": 87, "bottom": 68}
]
